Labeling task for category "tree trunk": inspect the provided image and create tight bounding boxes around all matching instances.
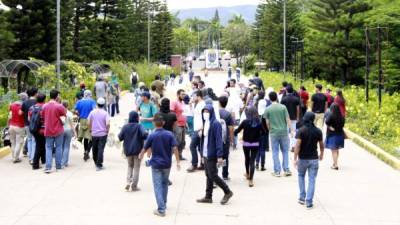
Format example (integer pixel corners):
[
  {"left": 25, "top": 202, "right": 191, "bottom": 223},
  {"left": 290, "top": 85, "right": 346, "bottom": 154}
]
[{"left": 72, "top": 1, "right": 81, "bottom": 54}]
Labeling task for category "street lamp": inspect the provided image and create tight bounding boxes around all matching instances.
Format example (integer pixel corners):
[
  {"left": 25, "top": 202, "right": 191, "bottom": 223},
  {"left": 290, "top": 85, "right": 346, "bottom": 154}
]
[{"left": 56, "top": 0, "right": 60, "bottom": 89}]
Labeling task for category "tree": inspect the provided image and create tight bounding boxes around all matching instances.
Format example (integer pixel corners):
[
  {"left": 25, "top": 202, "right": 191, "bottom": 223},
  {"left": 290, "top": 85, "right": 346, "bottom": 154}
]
[
  {"left": 151, "top": 1, "right": 174, "bottom": 63},
  {"left": 307, "top": 0, "right": 371, "bottom": 85},
  {"left": 4, "top": 0, "right": 57, "bottom": 62},
  {"left": 173, "top": 27, "right": 196, "bottom": 55},
  {"left": 222, "top": 20, "right": 251, "bottom": 67},
  {"left": 0, "top": 9, "right": 14, "bottom": 60}
]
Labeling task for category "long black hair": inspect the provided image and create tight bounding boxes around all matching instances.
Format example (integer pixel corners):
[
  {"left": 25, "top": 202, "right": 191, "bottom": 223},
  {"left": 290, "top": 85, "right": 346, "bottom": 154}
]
[
  {"left": 336, "top": 90, "right": 346, "bottom": 104},
  {"left": 245, "top": 106, "right": 261, "bottom": 128},
  {"left": 330, "top": 103, "right": 345, "bottom": 126}
]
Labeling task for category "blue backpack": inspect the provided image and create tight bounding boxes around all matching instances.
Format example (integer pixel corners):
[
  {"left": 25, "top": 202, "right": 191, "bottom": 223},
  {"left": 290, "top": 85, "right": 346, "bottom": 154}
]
[{"left": 29, "top": 105, "right": 43, "bottom": 134}]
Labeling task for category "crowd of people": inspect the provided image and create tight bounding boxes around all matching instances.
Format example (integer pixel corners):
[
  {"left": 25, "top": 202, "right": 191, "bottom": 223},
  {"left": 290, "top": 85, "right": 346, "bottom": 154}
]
[{"left": 4, "top": 67, "right": 347, "bottom": 216}]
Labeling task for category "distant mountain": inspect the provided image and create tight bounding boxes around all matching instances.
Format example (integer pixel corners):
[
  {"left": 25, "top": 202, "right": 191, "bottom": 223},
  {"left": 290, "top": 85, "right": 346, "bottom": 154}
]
[{"left": 171, "top": 5, "right": 257, "bottom": 25}]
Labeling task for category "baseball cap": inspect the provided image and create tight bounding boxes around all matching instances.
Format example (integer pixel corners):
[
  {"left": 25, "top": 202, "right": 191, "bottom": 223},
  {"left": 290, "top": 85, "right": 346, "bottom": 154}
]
[
  {"left": 97, "top": 97, "right": 106, "bottom": 105},
  {"left": 141, "top": 91, "right": 151, "bottom": 99}
]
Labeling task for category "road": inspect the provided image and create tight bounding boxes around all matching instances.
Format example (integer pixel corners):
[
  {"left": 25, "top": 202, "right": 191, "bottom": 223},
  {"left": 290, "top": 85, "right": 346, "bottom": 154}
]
[{"left": 0, "top": 70, "right": 399, "bottom": 225}]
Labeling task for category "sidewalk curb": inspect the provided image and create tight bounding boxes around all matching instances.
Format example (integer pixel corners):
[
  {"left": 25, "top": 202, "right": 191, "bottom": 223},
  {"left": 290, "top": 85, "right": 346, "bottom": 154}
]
[
  {"left": 0, "top": 146, "right": 10, "bottom": 159},
  {"left": 345, "top": 129, "right": 400, "bottom": 170}
]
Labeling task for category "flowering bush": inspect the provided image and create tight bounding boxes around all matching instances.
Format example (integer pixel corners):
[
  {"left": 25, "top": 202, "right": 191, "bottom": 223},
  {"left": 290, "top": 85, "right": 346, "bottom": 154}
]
[{"left": 260, "top": 72, "right": 400, "bottom": 158}]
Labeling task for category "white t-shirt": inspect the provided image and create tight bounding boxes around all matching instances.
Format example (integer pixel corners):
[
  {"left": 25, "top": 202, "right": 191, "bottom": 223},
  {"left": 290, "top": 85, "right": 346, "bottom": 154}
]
[
  {"left": 193, "top": 100, "right": 206, "bottom": 131},
  {"left": 258, "top": 99, "right": 267, "bottom": 116},
  {"left": 183, "top": 104, "right": 193, "bottom": 117}
]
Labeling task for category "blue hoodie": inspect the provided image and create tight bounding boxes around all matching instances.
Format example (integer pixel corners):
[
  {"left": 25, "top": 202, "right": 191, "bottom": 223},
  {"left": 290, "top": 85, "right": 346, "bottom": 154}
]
[
  {"left": 118, "top": 111, "right": 148, "bottom": 156},
  {"left": 201, "top": 104, "right": 223, "bottom": 159}
]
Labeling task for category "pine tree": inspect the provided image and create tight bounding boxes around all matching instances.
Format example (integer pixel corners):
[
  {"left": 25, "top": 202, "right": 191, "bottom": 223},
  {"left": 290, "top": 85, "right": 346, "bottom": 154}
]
[{"left": 0, "top": 9, "right": 14, "bottom": 60}]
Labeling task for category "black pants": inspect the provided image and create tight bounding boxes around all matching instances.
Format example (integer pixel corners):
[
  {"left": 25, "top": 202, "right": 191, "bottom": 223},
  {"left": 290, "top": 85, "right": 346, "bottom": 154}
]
[
  {"left": 222, "top": 143, "right": 230, "bottom": 179},
  {"left": 92, "top": 136, "right": 107, "bottom": 168},
  {"left": 116, "top": 96, "right": 120, "bottom": 114},
  {"left": 83, "top": 139, "right": 92, "bottom": 154},
  {"left": 204, "top": 158, "right": 231, "bottom": 199},
  {"left": 32, "top": 133, "right": 46, "bottom": 169},
  {"left": 243, "top": 146, "right": 259, "bottom": 180}
]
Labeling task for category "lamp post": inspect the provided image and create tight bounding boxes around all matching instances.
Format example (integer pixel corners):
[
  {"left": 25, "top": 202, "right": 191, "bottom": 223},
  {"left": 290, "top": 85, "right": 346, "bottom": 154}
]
[
  {"left": 283, "top": 0, "right": 286, "bottom": 74},
  {"left": 56, "top": 0, "right": 61, "bottom": 89}
]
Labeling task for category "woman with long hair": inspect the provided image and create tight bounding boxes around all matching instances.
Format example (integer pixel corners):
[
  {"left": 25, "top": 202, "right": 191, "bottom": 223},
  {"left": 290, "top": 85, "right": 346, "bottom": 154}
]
[
  {"left": 255, "top": 91, "right": 270, "bottom": 171},
  {"left": 334, "top": 90, "right": 346, "bottom": 117},
  {"left": 234, "top": 106, "right": 263, "bottom": 187},
  {"left": 325, "top": 103, "right": 345, "bottom": 170}
]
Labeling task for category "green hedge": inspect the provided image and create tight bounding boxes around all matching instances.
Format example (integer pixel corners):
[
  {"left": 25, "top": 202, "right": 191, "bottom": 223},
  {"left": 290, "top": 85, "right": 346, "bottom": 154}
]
[{"left": 259, "top": 72, "right": 400, "bottom": 159}]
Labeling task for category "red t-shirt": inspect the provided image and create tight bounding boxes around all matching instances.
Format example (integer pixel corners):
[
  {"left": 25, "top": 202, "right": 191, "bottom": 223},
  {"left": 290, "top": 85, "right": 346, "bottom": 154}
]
[
  {"left": 170, "top": 100, "right": 186, "bottom": 127},
  {"left": 9, "top": 102, "right": 25, "bottom": 128},
  {"left": 42, "top": 101, "right": 66, "bottom": 137},
  {"left": 299, "top": 90, "right": 309, "bottom": 106}
]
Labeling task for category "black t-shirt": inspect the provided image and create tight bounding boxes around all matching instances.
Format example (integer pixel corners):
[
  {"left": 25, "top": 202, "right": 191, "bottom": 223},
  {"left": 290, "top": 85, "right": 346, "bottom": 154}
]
[
  {"left": 311, "top": 93, "right": 327, "bottom": 113},
  {"left": 296, "top": 126, "right": 323, "bottom": 160},
  {"left": 219, "top": 109, "right": 234, "bottom": 143},
  {"left": 21, "top": 99, "right": 36, "bottom": 126},
  {"left": 281, "top": 94, "right": 300, "bottom": 120},
  {"left": 325, "top": 112, "right": 345, "bottom": 136},
  {"left": 159, "top": 112, "right": 177, "bottom": 132}
]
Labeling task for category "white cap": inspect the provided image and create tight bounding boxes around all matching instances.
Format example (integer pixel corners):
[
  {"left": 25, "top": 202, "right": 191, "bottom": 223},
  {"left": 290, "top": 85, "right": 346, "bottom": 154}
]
[{"left": 97, "top": 97, "right": 105, "bottom": 105}]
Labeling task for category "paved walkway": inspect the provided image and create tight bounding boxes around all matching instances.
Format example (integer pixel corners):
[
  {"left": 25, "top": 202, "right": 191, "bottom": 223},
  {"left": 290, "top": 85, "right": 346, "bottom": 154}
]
[{"left": 0, "top": 72, "right": 399, "bottom": 225}]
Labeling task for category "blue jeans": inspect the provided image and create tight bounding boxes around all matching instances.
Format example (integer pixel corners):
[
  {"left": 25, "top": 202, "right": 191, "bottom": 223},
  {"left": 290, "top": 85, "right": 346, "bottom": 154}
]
[
  {"left": 25, "top": 126, "right": 36, "bottom": 161},
  {"left": 271, "top": 135, "right": 290, "bottom": 173},
  {"left": 45, "top": 134, "right": 64, "bottom": 170},
  {"left": 189, "top": 132, "right": 202, "bottom": 167},
  {"left": 256, "top": 133, "right": 269, "bottom": 167},
  {"left": 152, "top": 168, "right": 171, "bottom": 214},
  {"left": 297, "top": 159, "right": 319, "bottom": 206},
  {"left": 62, "top": 129, "right": 73, "bottom": 167}
]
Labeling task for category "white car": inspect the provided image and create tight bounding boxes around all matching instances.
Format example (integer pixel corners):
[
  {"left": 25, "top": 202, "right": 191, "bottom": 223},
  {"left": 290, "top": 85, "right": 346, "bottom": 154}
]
[
  {"left": 223, "top": 54, "right": 231, "bottom": 60},
  {"left": 199, "top": 55, "right": 206, "bottom": 61}
]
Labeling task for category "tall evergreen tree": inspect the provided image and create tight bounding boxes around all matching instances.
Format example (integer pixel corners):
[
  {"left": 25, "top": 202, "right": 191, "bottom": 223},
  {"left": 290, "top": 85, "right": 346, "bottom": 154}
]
[{"left": 0, "top": 9, "right": 14, "bottom": 60}]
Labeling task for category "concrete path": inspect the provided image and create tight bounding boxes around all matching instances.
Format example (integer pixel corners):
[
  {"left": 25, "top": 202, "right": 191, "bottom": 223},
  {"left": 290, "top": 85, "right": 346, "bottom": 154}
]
[{"left": 0, "top": 71, "right": 399, "bottom": 225}]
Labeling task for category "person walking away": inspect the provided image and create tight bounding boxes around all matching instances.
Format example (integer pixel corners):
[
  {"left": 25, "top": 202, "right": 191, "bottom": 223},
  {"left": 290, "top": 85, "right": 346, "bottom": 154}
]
[
  {"left": 61, "top": 101, "right": 76, "bottom": 168},
  {"left": 171, "top": 89, "right": 187, "bottom": 160},
  {"left": 263, "top": 91, "right": 292, "bottom": 177},
  {"left": 139, "top": 113, "right": 180, "bottom": 217},
  {"left": 170, "top": 72, "right": 176, "bottom": 86},
  {"left": 130, "top": 68, "right": 139, "bottom": 91},
  {"left": 134, "top": 82, "right": 146, "bottom": 108},
  {"left": 29, "top": 93, "right": 46, "bottom": 170},
  {"left": 42, "top": 90, "right": 67, "bottom": 173},
  {"left": 281, "top": 86, "right": 301, "bottom": 152},
  {"left": 325, "top": 89, "right": 335, "bottom": 109},
  {"left": 197, "top": 104, "right": 233, "bottom": 204},
  {"left": 88, "top": 98, "right": 110, "bottom": 171},
  {"left": 325, "top": 103, "right": 345, "bottom": 170},
  {"left": 139, "top": 92, "right": 158, "bottom": 132},
  {"left": 107, "top": 80, "right": 117, "bottom": 116},
  {"left": 334, "top": 90, "right": 346, "bottom": 118},
  {"left": 299, "top": 86, "right": 309, "bottom": 117},
  {"left": 75, "top": 90, "right": 96, "bottom": 161},
  {"left": 21, "top": 87, "right": 38, "bottom": 161},
  {"left": 113, "top": 80, "right": 121, "bottom": 114},
  {"left": 151, "top": 79, "right": 165, "bottom": 98},
  {"left": 189, "top": 69, "right": 195, "bottom": 82},
  {"left": 227, "top": 64, "right": 232, "bottom": 79},
  {"left": 118, "top": 111, "right": 148, "bottom": 191},
  {"left": 256, "top": 91, "right": 271, "bottom": 171},
  {"left": 150, "top": 84, "right": 161, "bottom": 109},
  {"left": 252, "top": 72, "right": 265, "bottom": 91},
  {"left": 311, "top": 84, "right": 328, "bottom": 130},
  {"left": 94, "top": 77, "right": 108, "bottom": 101},
  {"left": 158, "top": 98, "right": 177, "bottom": 132},
  {"left": 187, "top": 90, "right": 206, "bottom": 172},
  {"left": 9, "top": 93, "right": 27, "bottom": 163},
  {"left": 178, "top": 74, "right": 183, "bottom": 84},
  {"left": 183, "top": 95, "right": 194, "bottom": 136},
  {"left": 293, "top": 112, "right": 324, "bottom": 209},
  {"left": 234, "top": 107, "right": 263, "bottom": 187},
  {"left": 218, "top": 96, "right": 234, "bottom": 180},
  {"left": 235, "top": 67, "right": 241, "bottom": 82},
  {"left": 75, "top": 82, "right": 86, "bottom": 100}
]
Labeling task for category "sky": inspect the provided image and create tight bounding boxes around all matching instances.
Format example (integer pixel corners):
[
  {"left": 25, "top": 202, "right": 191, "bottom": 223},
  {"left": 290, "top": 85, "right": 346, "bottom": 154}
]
[{"left": 167, "top": 0, "right": 260, "bottom": 10}]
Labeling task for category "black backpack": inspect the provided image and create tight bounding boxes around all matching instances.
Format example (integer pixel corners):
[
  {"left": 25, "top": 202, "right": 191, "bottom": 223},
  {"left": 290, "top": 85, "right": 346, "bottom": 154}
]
[
  {"left": 29, "top": 105, "right": 43, "bottom": 134},
  {"left": 131, "top": 73, "right": 138, "bottom": 84}
]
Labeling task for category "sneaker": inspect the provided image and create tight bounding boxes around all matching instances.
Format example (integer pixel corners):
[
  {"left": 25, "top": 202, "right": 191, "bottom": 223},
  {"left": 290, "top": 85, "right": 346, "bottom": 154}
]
[
  {"left": 284, "top": 171, "right": 292, "bottom": 177},
  {"left": 298, "top": 199, "right": 305, "bottom": 205},
  {"left": 331, "top": 166, "right": 339, "bottom": 170},
  {"left": 125, "top": 184, "right": 130, "bottom": 191},
  {"left": 255, "top": 164, "right": 259, "bottom": 170},
  {"left": 83, "top": 153, "right": 89, "bottom": 161},
  {"left": 223, "top": 177, "right": 230, "bottom": 181},
  {"left": 261, "top": 167, "right": 266, "bottom": 171},
  {"left": 196, "top": 197, "right": 212, "bottom": 203},
  {"left": 197, "top": 165, "right": 205, "bottom": 170},
  {"left": 96, "top": 166, "right": 103, "bottom": 171},
  {"left": 13, "top": 159, "right": 22, "bottom": 164},
  {"left": 306, "top": 204, "right": 314, "bottom": 209},
  {"left": 131, "top": 186, "right": 140, "bottom": 192},
  {"left": 44, "top": 169, "right": 52, "bottom": 174},
  {"left": 271, "top": 172, "right": 281, "bottom": 177},
  {"left": 186, "top": 165, "right": 197, "bottom": 173},
  {"left": 249, "top": 180, "right": 254, "bottom": 187},
  {"left": 153, "top": 209, "right": 166, "bottom": 217},
  {"left": 220, "top": 191, "right": 233, "bottom": 205}
]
